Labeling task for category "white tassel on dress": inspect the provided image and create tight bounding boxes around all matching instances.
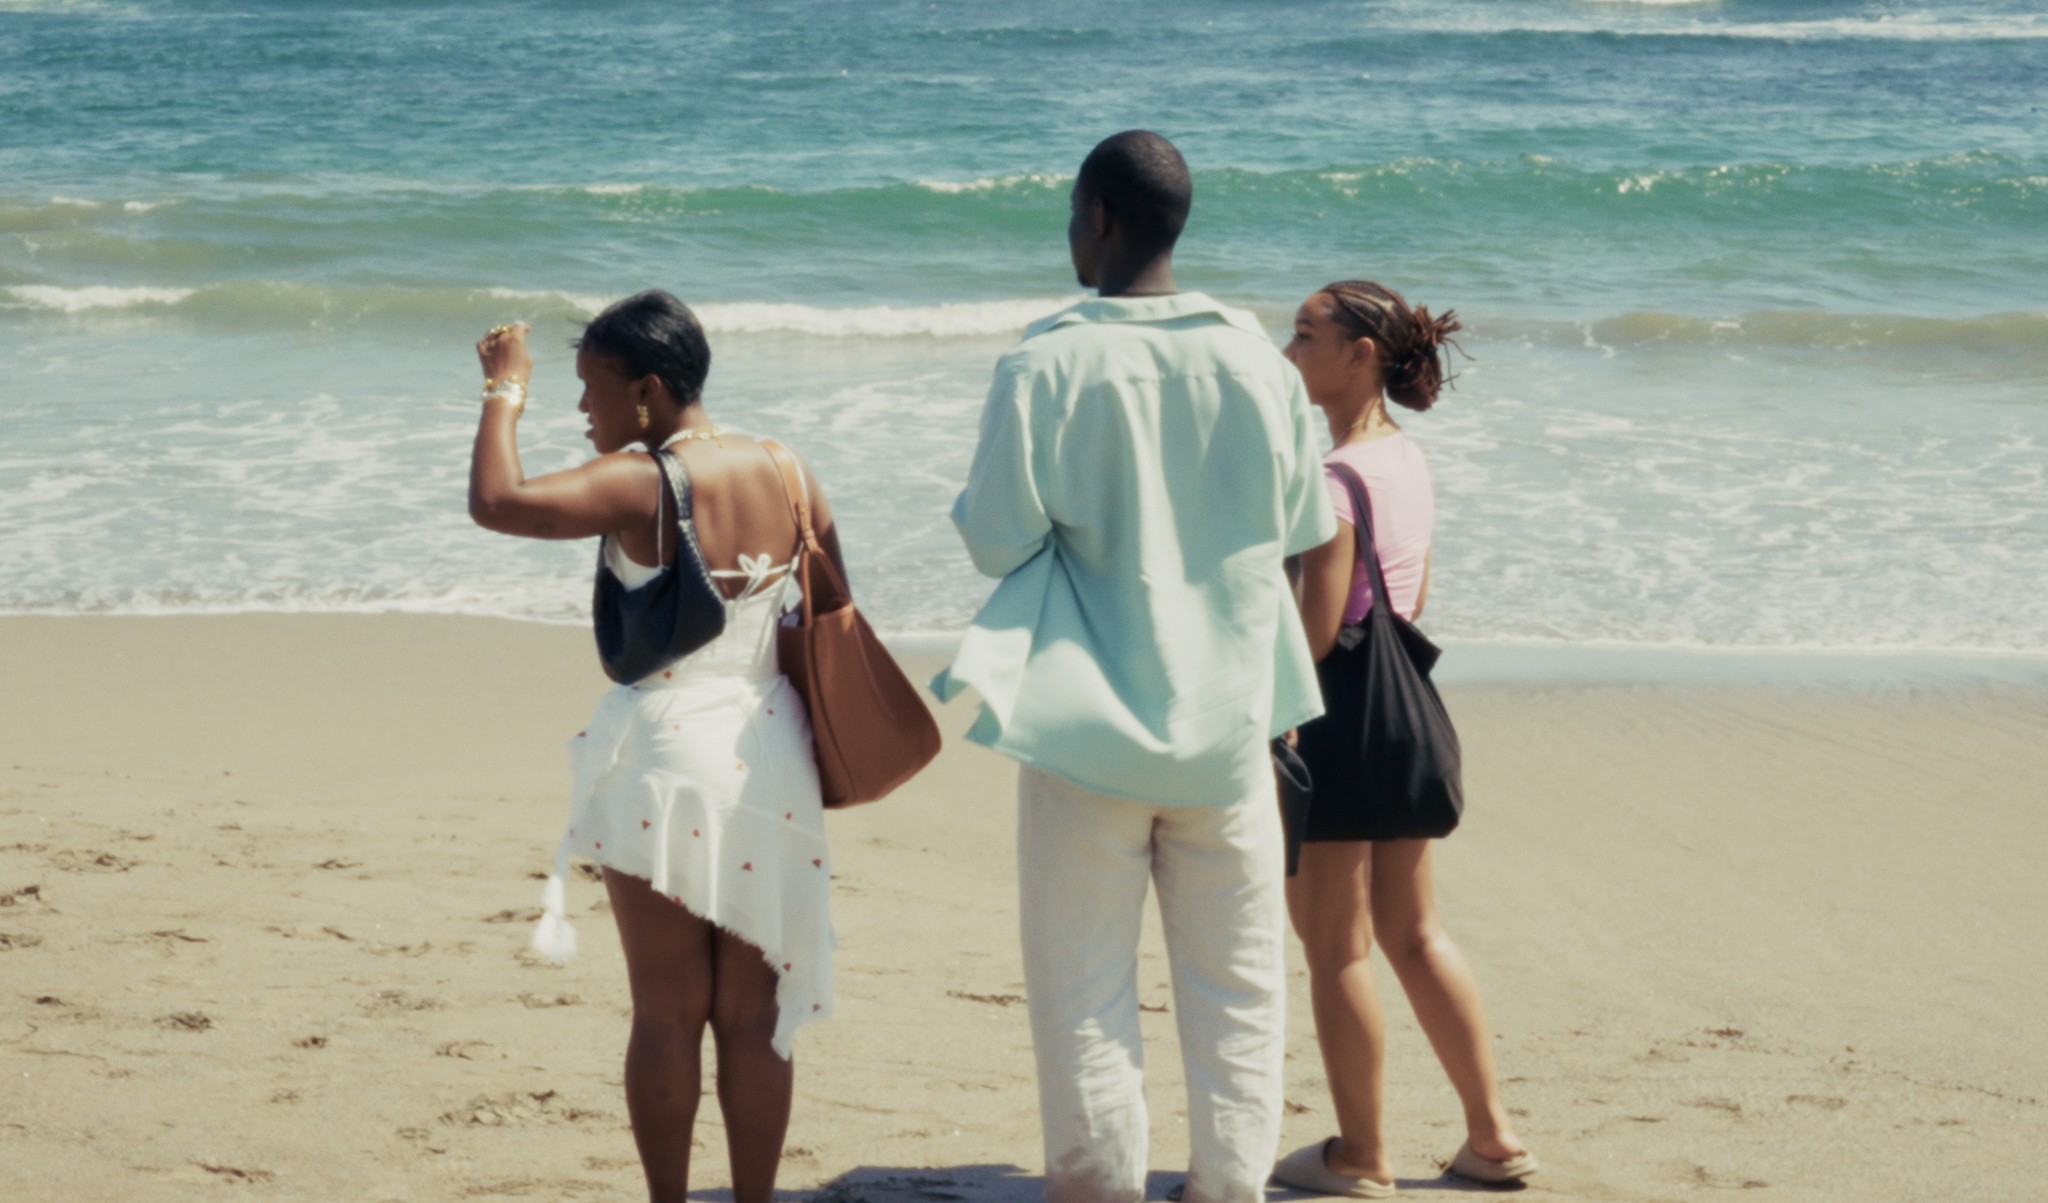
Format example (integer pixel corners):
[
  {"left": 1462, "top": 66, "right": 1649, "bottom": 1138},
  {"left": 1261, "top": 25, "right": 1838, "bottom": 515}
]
[{"left": 530, "top": 872, "right": 578, "bottom": 962}]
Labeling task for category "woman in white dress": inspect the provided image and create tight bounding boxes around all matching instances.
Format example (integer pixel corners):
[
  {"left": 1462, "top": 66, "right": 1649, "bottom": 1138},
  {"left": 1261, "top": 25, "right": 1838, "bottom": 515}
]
[{"left": 468, "top": 291, "right": 842, "bottom": 1203}]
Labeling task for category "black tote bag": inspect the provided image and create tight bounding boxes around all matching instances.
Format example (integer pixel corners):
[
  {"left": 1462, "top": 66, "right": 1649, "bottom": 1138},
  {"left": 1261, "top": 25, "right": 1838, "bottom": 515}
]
[
  {"left": 592, "top": 449, "right": 728, "bottom": 684},
  {"left": 1295, "top": 463, "right": 1463, "bottom": 841}
]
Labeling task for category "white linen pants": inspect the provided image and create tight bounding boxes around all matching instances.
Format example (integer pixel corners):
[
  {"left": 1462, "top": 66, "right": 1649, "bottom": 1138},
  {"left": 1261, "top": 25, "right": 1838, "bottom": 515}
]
[{"left": 1018, "top": 766, "right": 1287, "bottom": 1203}]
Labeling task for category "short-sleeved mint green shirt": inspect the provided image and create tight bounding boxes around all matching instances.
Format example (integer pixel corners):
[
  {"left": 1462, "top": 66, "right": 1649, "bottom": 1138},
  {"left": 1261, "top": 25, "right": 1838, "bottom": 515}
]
[{"left": 931, "top": 293, "right": 1339, "bottom": 807}]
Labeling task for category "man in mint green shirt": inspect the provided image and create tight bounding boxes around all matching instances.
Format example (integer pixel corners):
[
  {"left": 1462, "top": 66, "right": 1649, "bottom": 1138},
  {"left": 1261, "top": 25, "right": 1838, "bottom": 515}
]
[{"left": 934, "top": 132, "right": 1337, "bottom": 1203}]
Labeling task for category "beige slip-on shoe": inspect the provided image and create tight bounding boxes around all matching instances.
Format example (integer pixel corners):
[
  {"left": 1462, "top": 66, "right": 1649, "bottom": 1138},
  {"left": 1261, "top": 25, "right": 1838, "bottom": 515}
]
[
  {"left": 1271, "top": 1138, "right": 1397, "bottom": 1199},
  {"left": 1446, "top": 1140, "right": 1539, "bottom": 1185}
]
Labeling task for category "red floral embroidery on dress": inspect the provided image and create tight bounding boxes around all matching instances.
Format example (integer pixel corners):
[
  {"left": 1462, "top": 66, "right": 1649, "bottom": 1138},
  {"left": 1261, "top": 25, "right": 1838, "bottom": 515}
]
[
  {"left": 641, "top": 820, "right": 651, "bottom": 829},
  {"left": 594, "top": 841, "right": 602, "bottom": 850},
  {"left": 663, "top": 670, "right": 673, "bottom": 679},
  {"left": 692, "top": 829, "right": 700, "bottom": 838},
  {"left": 812, "top": 858, "right": 822, "bottom": 868},
  {"left": 742, "top": 862, "right": 753, "bottom": 871},
  {"left": 784, "top": 812, "right": 792, "bottom": 821},
  {"left": 783, "top": 962, "right": 792, "bottom": 971}
]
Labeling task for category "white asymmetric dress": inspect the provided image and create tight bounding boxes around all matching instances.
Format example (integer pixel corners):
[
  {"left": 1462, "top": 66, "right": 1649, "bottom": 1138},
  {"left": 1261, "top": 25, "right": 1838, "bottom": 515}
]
[{"left": 532, "top": 544, "right": 834, "bottom": 1058}]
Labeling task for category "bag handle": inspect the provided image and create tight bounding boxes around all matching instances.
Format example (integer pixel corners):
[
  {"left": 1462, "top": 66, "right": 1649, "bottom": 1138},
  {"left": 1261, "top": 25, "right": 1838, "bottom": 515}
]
[
  {"left": 651, "top": 447, "right": 722, "bottom": 599},
  {"left": 1328, "top": 463, "right": 1393, "bottom": 617},
  {"left": 759, "top": 438, "right": 850, "bottom": 618}
]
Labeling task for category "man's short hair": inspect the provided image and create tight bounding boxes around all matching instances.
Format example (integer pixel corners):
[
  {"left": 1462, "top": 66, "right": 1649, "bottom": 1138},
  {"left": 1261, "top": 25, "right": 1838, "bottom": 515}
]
[{"left": 1077, "top": 130, "right": 1192, "bottom": 256}]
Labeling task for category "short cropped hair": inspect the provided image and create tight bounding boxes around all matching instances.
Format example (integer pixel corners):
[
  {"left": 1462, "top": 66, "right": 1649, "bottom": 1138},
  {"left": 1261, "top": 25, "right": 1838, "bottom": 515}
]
[
  {"left": 1077, "top": 130, "right": 1192, "bottom": 256},
  {"left": 577, "top": 290, "right": 712, "bottom": 406}
]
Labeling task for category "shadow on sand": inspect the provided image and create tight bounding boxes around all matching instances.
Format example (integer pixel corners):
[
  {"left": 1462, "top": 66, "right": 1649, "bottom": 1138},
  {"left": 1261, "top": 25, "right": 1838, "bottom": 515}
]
[{"left": 689, "top": 1162, "right": 1526, "bottom": 1203}]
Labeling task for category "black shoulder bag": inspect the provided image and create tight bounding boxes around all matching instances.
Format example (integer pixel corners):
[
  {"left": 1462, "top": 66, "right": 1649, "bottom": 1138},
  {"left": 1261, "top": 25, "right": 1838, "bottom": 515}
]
[
  {"left": 592, "top": 449, "right": 727, "bottom": 684},
  {"left": 1295, "top": 463, "right": 1464, "bottom": 841}
]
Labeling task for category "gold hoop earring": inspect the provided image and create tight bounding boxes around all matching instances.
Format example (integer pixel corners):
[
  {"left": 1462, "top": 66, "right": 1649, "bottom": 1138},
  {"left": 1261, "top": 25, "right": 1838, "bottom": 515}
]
[{"left": 635, "top": 405, "right": 650, "bottom": 430}]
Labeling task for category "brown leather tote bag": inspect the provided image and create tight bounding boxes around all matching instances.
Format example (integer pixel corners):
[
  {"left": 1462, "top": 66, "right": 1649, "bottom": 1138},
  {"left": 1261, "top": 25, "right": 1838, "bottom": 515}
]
[{"left": 761, "top": 439, "right": 941, "bottom": 808}]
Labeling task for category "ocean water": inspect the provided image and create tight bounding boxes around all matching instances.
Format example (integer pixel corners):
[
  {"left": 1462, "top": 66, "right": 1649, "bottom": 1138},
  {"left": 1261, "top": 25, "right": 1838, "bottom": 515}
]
[{"left": 3, "top": 0, "right": 2044, "bottom": 657}]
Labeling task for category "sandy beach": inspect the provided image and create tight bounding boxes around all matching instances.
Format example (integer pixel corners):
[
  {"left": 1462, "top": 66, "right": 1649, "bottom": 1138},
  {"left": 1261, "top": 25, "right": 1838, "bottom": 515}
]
[{"left": 2, "top": 614, "right": 2044, "bottom": 1202}]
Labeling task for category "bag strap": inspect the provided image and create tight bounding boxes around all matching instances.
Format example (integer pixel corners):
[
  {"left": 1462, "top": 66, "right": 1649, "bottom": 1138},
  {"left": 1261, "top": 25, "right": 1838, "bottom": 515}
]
[
  {"left": 651, "top": 448, "right": 720, "bottom": 598},
  {"left": 1329, "top": 462, "right": 1393, "bottom": 616},
  {"left": 759, "top": 438, "right": 849, "bottom": 618}
]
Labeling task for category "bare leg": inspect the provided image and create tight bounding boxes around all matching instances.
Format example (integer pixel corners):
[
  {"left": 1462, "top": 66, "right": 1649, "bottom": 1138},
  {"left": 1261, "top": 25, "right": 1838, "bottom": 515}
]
[
  {"left": 1286, "top": 842, "right": 1394, "bottom": 1186},
  {"left": 709, "top": 926, "right": 792, "bottom": 1203},
  {"left": 606, "top": 869, "right": 716, "bottom": 1203},
  {"left": 1368, "top": 840, "right": 1525, "bottom": 1162}
]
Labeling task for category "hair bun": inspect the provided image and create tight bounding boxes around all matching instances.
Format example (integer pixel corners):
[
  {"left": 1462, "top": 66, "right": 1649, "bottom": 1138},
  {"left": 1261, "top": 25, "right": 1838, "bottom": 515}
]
[{"left": 1320, "top": 281, "right": 1467, "bottom": 413}]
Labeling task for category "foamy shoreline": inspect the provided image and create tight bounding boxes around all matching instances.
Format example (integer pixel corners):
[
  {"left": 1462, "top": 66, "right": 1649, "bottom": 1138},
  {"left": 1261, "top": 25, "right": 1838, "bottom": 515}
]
[{"left": 9, "top": 608, "right": 2047, "bottom": 687}]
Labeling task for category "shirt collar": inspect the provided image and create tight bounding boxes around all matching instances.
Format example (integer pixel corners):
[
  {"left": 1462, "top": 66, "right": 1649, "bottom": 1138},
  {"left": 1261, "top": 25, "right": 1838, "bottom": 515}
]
[{"left": 1025, "top": 292, "right": 1266, "bottom": 341}]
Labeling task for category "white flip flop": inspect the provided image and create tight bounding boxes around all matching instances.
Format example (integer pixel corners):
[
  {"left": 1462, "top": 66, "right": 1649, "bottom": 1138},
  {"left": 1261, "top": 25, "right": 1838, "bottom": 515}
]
[
  {"left": 1272, "top": 1138, "right": 1397, "bottom": 1199},
  {"left": 1447, "top": 1141, "right": 1539, "bottom": 1184}
]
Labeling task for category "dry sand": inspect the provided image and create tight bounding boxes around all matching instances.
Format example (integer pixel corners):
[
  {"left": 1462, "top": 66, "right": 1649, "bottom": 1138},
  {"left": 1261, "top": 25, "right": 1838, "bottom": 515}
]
[{"left": 2, "top": 614, "right": 2044, "bottom": 1202}]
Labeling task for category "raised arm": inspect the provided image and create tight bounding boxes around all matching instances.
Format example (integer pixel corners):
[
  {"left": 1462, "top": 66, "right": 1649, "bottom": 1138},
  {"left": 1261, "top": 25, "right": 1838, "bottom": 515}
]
[{"left": 467, "top": 323, "right": 660, "bottom": 540}]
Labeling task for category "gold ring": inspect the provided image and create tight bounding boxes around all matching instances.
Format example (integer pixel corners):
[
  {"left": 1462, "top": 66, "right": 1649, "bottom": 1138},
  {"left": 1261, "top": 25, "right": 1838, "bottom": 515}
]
[{"left": 488, "top": 324, "right": 511, "bottom": 336}]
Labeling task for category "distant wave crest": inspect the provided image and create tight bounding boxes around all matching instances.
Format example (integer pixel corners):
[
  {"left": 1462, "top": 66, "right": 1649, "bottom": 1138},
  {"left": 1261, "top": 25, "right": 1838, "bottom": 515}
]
[{"left": 4, "top": 284, "right": 195, "bottom": 312}]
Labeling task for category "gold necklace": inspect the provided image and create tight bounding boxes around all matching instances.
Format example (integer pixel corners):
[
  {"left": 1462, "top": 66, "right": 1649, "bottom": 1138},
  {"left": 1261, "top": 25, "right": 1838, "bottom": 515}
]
[
  {"left": 667, "top": 425, "right": 726, "bottom": 443},
  {"left": 1340, "top": 408, "right": 1396, "bottom": 443}
]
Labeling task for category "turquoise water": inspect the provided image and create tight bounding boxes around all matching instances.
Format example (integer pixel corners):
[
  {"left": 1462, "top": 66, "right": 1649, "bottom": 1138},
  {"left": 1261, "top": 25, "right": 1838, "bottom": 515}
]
[{"left": 4, "top": 0, "right": 2045, "bottom": 654}]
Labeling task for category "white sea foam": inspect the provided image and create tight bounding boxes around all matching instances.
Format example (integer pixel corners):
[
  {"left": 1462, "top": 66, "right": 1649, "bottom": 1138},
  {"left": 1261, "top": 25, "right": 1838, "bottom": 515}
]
[
  {"left": 121, "top": 200, "right": 165, "bottom": 212},
  {"left": 4, "top": 284, "right": 195, "bottom": 312},
  {"left": 485, "top": 286, "right": 613, "bottom": 316},
  {"left": 579, "top": 183, "right": 646, "bottom": 195},
  {"left": 47, "top": 195, "right": 99, "bottom": 208},
  {"left": 914, "top": 172, "right": 1068, "bottom": 194},
  {"left": 694, "top": 298, "right": 1078, "bottom": 338},
  {"left": 5, "top": 305, "right": 2044, "bottom": 657},
  {"left": 1402, "top": 9, "right": 2048, "bottom": 41}
]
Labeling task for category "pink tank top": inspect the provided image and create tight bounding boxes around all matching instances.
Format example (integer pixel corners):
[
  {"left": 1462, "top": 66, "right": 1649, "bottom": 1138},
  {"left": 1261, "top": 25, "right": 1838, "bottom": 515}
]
[{"left": 1324, "top": 433, "right": 1434, "bottom": 624}]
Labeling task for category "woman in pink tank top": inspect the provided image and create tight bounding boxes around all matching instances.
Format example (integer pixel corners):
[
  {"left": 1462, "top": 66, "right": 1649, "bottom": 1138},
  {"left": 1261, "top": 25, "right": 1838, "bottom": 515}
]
[{"left": 1271, "top": 281, "right": 1538, "bottom": 1195}]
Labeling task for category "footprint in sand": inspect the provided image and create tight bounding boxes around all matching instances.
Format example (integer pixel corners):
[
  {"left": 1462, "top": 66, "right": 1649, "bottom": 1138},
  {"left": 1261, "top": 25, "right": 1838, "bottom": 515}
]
[
  {"left": 50, "top": 849, "right": 134, "bottom": 873},
  {"left": 157, "top": 1012, "right": 213, "bottom": 1032},
  {"left": 0, "top": 884, "right": 44, "bottom": 908},
  {"left": 946, "top": 990, "right": 1025, "bottom": 1007},
  {"left": 436, "top": 1040, "right": 506, "bottom": 1061},
  {"left": 440, "top": 1089, "right": 610, "bottom": 1127},
  {"left": 1684, "top": 1163, "right": 1769, "bottom": 1190},
  {"left": 194, "top": 1160, "right": 275, "bottom": 1184},
  {"left": 1786, "top": 1094, "right": 1848, "bottom": 1110},
  {"left": 397, "top": 1125, "right": 449, "bottom": 1154},
  {"left": 518, "top": 992, "right": 582, "bottom": 1009},
  {"left": 0, "top": 931, "right": 44, "bottom": 951},
  {"left": 291, "top": 1035, "right": 328, "bottom": 1049},
  {"left": 363, "top": 990, "right": 443, "bottom": 1017},
  {"left": 360, "top": 940, "right": 435, "bottom": 958}
]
